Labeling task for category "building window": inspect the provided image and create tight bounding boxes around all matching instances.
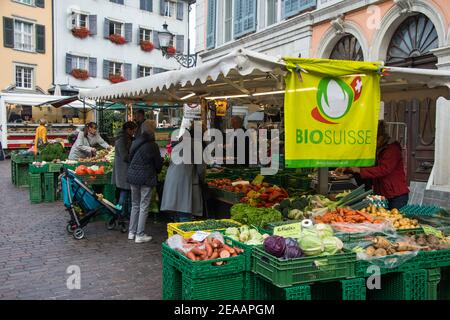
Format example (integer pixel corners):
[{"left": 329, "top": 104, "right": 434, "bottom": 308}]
[
  {"left": 109, "top": 62, "right": 123, "bottom": 76},
  {"left": 110, "top": 0, "right": 124, "bottom": 4},
  {"left": 14, "top": 20, "right": 34, "bottom": 52},
  {"left": 72, "top": 56, "right": 89, "bottom": 70},
  {"left": 330, "top": 35, "right": 364, "bottom": 61},
  {"left": 139, "top": 66, "right": 152, "bottom": 78},
  {"left": 164, "top": 1, "right": 177, "bottom": 17},
  {"left": 224, "top": 0, "right": 232, "bottom": 43},
  {"left": 71, "top": 13, "right": 88, "bottom": 28},
  {"left": 15, "top": 65, "right": 34, "bottom": 89},
  {"left": 267, "top": 0, "right": 278, "bottom": 26},
  {"left": 109, "top": 21, "right": 123, "bottom": 36},
  {"left": 16, "top": 0, "right": 34, "bottom": 5},
  {"left": 139, "top": 28, "right": 152, "bottom": 42}
]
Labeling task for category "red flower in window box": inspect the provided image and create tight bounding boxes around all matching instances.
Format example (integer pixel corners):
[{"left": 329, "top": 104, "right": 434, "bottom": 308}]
[
  {"left": 109, "top": 74, "right": 126, "bottom": 83},
  {"left": 140, "top": 40, "right": 155, "bottom": 52},
  {"left": 71, "top": 69, "right": 90, "bottom": 80},
  {"left": 166, "top": 46, "right": 176, "bottom": 56},
  {"left": 109, "top": 34, "right": 126, "bottom": 45},
  {"left": 71, "top": 27, "right": 90, "bottom": 39}
]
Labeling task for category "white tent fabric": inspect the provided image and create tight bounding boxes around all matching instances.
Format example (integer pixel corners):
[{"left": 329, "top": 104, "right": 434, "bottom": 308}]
[
  {"left": 79, "top": 48, "right": 450, "bottom": 102},
  {"left": 79, "top": 49, "right": 286, "bottom": 101}
]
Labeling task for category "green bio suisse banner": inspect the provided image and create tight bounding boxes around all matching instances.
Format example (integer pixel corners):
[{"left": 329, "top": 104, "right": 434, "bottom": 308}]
[{"left": 284, "top": 58, "right": 381, "bottom": 168}]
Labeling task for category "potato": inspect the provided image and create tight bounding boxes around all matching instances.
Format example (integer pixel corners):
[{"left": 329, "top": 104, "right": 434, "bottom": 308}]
[{"left": 374, "top": 248, "right": 388, "bottom": 257}]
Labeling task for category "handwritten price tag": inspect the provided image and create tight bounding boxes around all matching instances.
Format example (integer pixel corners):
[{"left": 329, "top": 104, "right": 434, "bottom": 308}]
[{"left": 274, "top": 223, "right": 302, "bottom": 238}]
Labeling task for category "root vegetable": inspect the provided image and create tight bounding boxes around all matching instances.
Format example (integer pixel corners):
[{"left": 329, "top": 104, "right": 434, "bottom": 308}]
[
  {"left": 373, "top": 236, "right": 392, "bottom": 249},
  {"left": 222, "top": 245, "right": 235, "bottom": 254},
  {"left": 210, "top": 251, "right": 219, "bottom": 259},
  {"left": 374, "top": 248, "right": 387, "bottom": 257},
  {"left": 205, "top": 243, "right": 213, "bottom": 257},
  {"left": 186, "top": 251, "right": 196, "bottom": 260},
  {"left": 366, "top": 246, "right": 376, "bottom": 256},
  {"left": 219, "top": 250, "right": 231, "bottom": 259},
  {"left": 191, "top": 248, "right": 207, "bottom": 256}
]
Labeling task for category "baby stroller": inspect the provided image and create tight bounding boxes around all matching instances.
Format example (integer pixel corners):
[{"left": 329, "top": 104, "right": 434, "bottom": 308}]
[{"left": 61, "top": 168, "right": 128, "bottom": 239}]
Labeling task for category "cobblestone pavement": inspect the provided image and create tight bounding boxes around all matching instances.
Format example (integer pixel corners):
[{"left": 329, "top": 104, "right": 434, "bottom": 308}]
[{"left": 0, "top": 160, "right": 166, "bottom": 300}]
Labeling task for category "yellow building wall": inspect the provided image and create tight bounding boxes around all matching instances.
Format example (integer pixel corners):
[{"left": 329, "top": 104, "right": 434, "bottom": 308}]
[{"left": 0, "top": 0, "right": 53, "bottom": 91}]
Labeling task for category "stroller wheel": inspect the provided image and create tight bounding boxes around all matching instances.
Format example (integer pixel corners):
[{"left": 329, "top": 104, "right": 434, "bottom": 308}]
[
  {"left": 106, "top": 218, "right": 118, "bottom": 230},
  {"left": 73, "top": 228, "right": 85, "bottom": 240},
  {"left": 120, "top": 223, "right": 128, "bottom": 234},
  {"left": 66, "top": 223, "right": 75, "bottom": 234}
]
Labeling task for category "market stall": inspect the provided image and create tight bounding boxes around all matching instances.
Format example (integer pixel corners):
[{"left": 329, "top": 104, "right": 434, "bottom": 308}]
[{"left": 77, "top": 49, "right": 450, "bottom": 300}]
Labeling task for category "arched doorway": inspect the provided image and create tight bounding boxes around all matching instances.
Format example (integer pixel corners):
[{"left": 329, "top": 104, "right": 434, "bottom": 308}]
[
  {"left": 386, "top": 13, "right": 439, "bottom": 69},
  {"left": 384, "top": 13, "right": 438, "bottom": 182},
  {"left": 329, "top": 35, "right": 364, "bottom": 61}
]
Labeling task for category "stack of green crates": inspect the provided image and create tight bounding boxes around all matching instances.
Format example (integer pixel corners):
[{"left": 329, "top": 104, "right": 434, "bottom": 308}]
[
  {"left": 162, "top": 238, "right": 247, "bottom": 300},
  {"left": 29, "top": 173, "right": 43, "bottom": 204}
]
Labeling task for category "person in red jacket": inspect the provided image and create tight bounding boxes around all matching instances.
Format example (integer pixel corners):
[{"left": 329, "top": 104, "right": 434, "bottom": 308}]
[{"left": 349, "top": 121, "right": 409, "bottom": 210}]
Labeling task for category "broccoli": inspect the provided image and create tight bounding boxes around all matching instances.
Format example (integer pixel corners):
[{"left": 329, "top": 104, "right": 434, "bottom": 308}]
[{"left": 279, "top": 199, "right": 291, "bottom": 210}]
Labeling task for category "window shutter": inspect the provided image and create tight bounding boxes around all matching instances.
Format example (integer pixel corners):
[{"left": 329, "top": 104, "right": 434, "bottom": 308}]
[
  {"left": 176, "top": 35, "right": 184, "bottom": 53},
  {"left": 206, "top": 0, "right": 216, "bottom": 49},
  {"left": 89, "top": 15, "right": 97, "bottom": 35},
  {"left": 177, "top": 2, "right": 184, "bottom": 20},
  {"left": 137, "top": 28, "right": 142, "bottom": 44},
  {"left": 137, "top": 65, "right": 141, "bottom": 78},
  {"left": 233, "top": 0, "right": 243, "bottom": 39},
  {"left": 283, "top": 0, "right": 306, "bottom": 19},
  {"left": 148, "top": 0, "right": 153, "bottom": 12},
  {"left": 103, "top": 18, "right": 110, "bottom": 38},
  {"left": 65, "top": 54, "right": 73, "bottom": 74},
  {"left": 103, "top": 60, "right": 110, "bottom": 79},
  {"left": 3, "top": 17, "right": 14, "bottom": 48},
  {"left": 35, "top": 0, "right": 45, "bottom": 8},
  {"left": 125, "top": 23, "right": 133, "bottom": 43},
  {"left": 124, "top": 63, "right": 132, "bottom": 80},
  {"left": 36, "top": 24, "right": 46, "bottom": 53},
  {"left": 160, "top": 0, "right": 166, "bottom": 15},
  {"left": 154, "top": 31, "right": 160, "bottom": 48},
  {"left": 117, "top": 0, "right": 124, "bottom": 4},
  {"left": 234, "top": 0, "right": 256, "bottom": 38},
  {"left": 89, "top": 57, "right": 97, "bottom": 78}
]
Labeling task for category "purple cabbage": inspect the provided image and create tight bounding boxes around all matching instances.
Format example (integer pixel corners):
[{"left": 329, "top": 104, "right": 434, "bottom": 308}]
[
  {"left": 263, "top": 236, "right": 287, "bottom": 258},
  {"left": 283, "top": 245, "right": 303, "bottom": 259},
  {"left": 285, "top": 237, "right": 298, "bottom": 248}
]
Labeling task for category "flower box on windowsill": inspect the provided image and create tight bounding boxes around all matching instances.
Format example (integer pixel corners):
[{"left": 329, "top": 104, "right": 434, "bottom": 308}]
[
  {"left": 109, "top": 74, "right": 126, "bottom": 83},
  {"left": 71, "top": 69, "right": 90, "bottom": 80},
  {"left": 140, "top": 40, "right": 155, "bottom": 52},
  {"left": 166, "top": 46, "right": 176, "bottom": 56},
  {"left": 71, "top": 27, "right": 90, "bottom": 39},
  {"left": 109, "top": 34, "right": 126, "bottom": 45}
]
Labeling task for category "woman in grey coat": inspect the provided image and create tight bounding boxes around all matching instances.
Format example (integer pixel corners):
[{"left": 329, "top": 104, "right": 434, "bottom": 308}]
[
  {"left": 68, "top": 122, "right": 112, "bottom": 160},
  {"left": 161, "top": 126, "right": 206, "bottom": 222},
  {"left": 112, "top": 121, "right": 137, "bottom": 212}
]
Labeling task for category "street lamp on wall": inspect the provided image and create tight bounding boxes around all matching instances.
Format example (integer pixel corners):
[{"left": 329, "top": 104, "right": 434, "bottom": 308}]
[{"left": 158, "top": 22, "right": 197, "bottom": 69}]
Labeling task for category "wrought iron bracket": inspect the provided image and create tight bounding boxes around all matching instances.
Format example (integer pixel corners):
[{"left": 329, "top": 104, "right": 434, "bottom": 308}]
[{"left": 162, "top": 50, "right": 198, "bottom": 68}]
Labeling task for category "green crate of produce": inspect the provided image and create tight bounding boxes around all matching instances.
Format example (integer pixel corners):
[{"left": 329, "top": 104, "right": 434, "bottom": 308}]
[
  {"left": 253, "top": 276, "right": 311, "bottom": 300},
  {"left": 29, "top": 173, "right": 43, "bottom": 204},
  {"left": 43, "top": 172, "right": 57, "bottom": 202},
  {"left": 243, "top": 271, "right": 256, "bottom": 300},
  {"left": 62, "top": 163, "right": 77, "bottom": 171},
  {"left": 182, "top": 272, "right": 245, "bottom": 300},
  {"left": 29, "top": 164, "right": 49, "bottom": 174},
  {"left": 76, "top": 173, "right": 112, "bottom": 185},
  {"left": 367, "top": 269, "right": 429, "bottom": 300},
  {"left": 161, "top": 240, "right": 246, "bottom": 279},
  {"left": 48, "top": 163, "right": 63, "bottom": 173},
  {"left": 12, "top": 154, "right": 35, "bottom": 164},
  {"left": 15, "top": 163, "right": 30, "bottom": 187},
  {"left": 167, "top": 219, "right": 242, "bottom": 238},
  {"left": 252, "top": 246, "right": 356, "bottom": 288}
]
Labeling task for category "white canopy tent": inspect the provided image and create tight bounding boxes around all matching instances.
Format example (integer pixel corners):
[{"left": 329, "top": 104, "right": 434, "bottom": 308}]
[{"left": 79, "top": 49, "right": 450, "bottom": 103}]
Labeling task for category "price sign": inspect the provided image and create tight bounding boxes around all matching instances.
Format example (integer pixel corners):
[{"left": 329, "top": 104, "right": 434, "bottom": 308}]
[
  {"left": 273, "top": 223, "right": 302, "bottom": 239},
  {"left": 191, "top": 231, "right": 210, "bottom": 242}
]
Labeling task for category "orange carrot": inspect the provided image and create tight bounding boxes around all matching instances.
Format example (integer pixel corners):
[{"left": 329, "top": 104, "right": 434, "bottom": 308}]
[
  {"left": 205, "top": 243, "right": 213, "bottom": 257},
  {"left": 222, "top": 245, "right": 235, "bottom": 254},
  {"left": 186, "top": 251, "right": 196, "bottom": 261},
  {"left": 219, "top": 250, "right": 230, "bottom": 258},
  {"left": 210, "top": 251, "right": 219, "bottom": 259},
  {"left": 191, "top": 248, "right": 207, "bottom": 256}
]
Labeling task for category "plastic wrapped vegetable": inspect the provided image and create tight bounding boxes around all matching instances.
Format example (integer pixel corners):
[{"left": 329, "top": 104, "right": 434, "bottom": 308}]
[
  {"left": 264, "top": 236, "right": 287, "bottom": 258},
  {"left": 314, "top": 223, "right": 334, "bottom": 239},
  {"left": 322, "top": 236, "right": 344, "bottom": 255},
  {"left": 225, "top": 227, "right": 240, "bottom": 238},
  {"left": 298, "top": 234, "right": 324, "bottom": 256}
]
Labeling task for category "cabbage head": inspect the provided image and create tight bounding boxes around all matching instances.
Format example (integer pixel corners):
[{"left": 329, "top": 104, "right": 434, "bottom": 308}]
[
  {"left": 314, "top": 224, "right": 334, "bottom": 239},
  {"left": 322, "top": 237, "right": 344, "bottom": 255},
  {"left": 264, "top": 236, "right": 287, "bottom": 258},
  {"left": 225, "top": 227, "right": 240, "bottom": 237},
  {"left": 298, "top": 234, "right": 324, "bottom": 256},
  {"left": 239, "top": 230, "right": 250, "bottom": 243}
]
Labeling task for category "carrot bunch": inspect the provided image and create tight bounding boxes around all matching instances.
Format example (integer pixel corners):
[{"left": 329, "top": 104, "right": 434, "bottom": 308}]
[
  {"left": 184, "top": 237, "right": 244, "bottom": 265},
  {"left": 315, "top": 207, "right": 384, "bottom": 224}
]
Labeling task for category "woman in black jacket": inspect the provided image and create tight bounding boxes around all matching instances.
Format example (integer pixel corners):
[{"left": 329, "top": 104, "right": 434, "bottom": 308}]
[{"left": 127, "top": 120, "right": 163, "bottom": 243}]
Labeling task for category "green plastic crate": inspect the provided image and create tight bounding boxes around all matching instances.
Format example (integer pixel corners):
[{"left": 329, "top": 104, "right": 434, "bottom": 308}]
[
  {"left": 243, "top": 271, "right": 255, "bottom": 300},
  {"left": 29, "top": 164, "right": 49, "bottom": 174},
  {"left": 162, "top": 240, "right": 246, "bottom": 279},
  {"left": 284, "top": 284, "right": 311, "bottom": 300},
  {"left": 29, "top": 173, "right": 43, "bottom": 204},
  {"left": 252, "top": 246, "right": 356, "bottom": 288},
  {"left": 253, "top": 276, "right": 311, "bottom": 300},
  {"left": 11, "top": 161, "right": 16, "bottom": 185},
  {"left": 43, "top": 173, "right": 57, "bottom": 202},
  {"left": 12, "top": 154, "right": 35, "bottom": 164},
  {"left": 76, "top": 173, "right": 112, "bottom": 185},
  {"left": 48, "top": 163, "right": 63, "bottom": 173},
  {"left": 162, "top": 257, "right": 183, "bottom": 300},
  {"left": 182, "top": 272, "right": 245, "bottom": 300},
  {"left": 439, "top": 267, "right": 450, "bottom": 300},
  {"left": 15, "top": 163, "right": 30, "bottom": 187},
  {"left": 367, "top": 269, "right": 428, "bottom": 300},
  {"left": 427, "top": 268, "right": 441, "bottom": 300},
  {"left": 310, "top": 278, "right": 366, "bottom": 300},
  {"left": 224, "top": 236, "right": 254, "bottom": 271}
]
